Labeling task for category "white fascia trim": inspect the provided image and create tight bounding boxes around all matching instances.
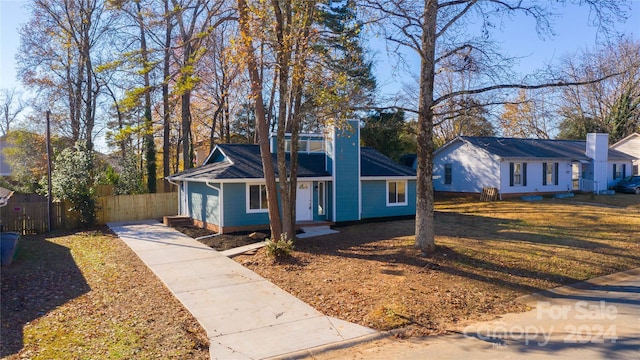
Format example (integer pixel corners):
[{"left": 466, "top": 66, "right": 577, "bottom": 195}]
[
  {"left": 332, "top": 126, "right": 337, "bottom": 222},
  {"left": 202, "top": 145, "right": 234, "bottom": 166},
  {"left": 176, "top": 176, "right": 334, "bottom": 184},
  {"left": 357, "top": 124, "right": 362, "bottom": 221}
]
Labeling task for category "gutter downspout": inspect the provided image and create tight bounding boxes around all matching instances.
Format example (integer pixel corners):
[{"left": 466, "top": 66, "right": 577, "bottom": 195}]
[
  {"left": 205, "top": 181, "right": 223, "bottom": 236},
  {"left": 166, "top": 178, "right": 182, "bottom": 215}
]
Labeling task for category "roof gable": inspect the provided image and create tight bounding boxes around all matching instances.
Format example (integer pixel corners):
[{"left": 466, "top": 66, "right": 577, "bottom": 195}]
[
  {"left": 611, "top": 132, "right": 640, "bottom": 147},
  {"left": 168, "top": 144, "right": 415, "bottom": 181}
]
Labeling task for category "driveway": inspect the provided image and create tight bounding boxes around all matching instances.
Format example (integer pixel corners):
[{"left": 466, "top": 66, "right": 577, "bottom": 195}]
[{"left": 310, "top": 268, "right": 640, "bottom": 360}]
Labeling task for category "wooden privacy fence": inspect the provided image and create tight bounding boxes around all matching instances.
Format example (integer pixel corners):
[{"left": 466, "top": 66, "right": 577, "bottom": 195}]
[
  {"left": 96, "top": 192, "right": 178, "bottom": 224},
  {"left": 0, "top": 194, "right": 65, "bottom": 234},
  {"left": 1, "top": 192, "right": 178, "bottom": 234}
]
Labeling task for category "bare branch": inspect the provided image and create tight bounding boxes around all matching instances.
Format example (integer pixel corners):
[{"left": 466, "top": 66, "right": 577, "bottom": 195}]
[{"left": 434, "top": 72, "right": 624, "bottom": 106}]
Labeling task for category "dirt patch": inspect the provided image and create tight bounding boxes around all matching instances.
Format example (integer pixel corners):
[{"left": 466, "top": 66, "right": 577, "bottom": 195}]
[{"left": 235, "top": 198, "right": 640, "bottom": 338}]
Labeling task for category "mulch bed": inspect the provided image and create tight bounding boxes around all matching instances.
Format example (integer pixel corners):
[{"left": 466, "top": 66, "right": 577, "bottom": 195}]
[{"left": 173, "top": 225, "right": 267, "bottom": 251}]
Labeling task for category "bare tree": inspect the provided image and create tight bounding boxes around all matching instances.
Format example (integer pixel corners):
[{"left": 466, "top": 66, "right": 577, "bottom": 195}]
[
  {"left": 558, "top": 37, "right": 640, "bottom": 142},
  {"left": 0, "top": 88, "right": 24, "bottom": 135},
  {"left": 364, "top": 0, "right": 630, "bottom": 254},
  {"left": 171, "top": 0, "right": 233, "bottom": 170},
  {"left": 18, "top": 0, "right": 116, "bottom": 149}
]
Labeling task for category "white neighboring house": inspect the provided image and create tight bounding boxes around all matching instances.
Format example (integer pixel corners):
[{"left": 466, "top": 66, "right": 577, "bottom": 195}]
[
  {"left": 610, "top": 133, "right": 640, "bottom": 176},
  {"left": 432, "top": 133, "right": 634, "bottom": 197}
]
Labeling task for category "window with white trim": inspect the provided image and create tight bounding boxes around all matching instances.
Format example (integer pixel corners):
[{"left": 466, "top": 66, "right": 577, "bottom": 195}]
[
  {"left": 613, "top": 164, "right": 625, "bottom": 179},
  {"left": 510, "top": 162, "right": 527, "bottom": 187},
  {"left": 543, "top": 162, "right": 558, "bottom": 186},
  {"left": 247, "top": 184, "right": 268, "bottom": 212},
  {"left": 387, "top": 180, "right": 407, "bottom": 206}
]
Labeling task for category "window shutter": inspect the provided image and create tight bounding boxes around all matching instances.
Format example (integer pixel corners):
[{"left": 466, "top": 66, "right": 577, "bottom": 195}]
[
  {"left": 613, "top": 164, "right": 617, "bottom": 179},
  {"left": 623, "top": 164, "right": 626, "bottom": 178},
  {"left": 509, "top": 163, "right": 514, "bottom": 187},
  {"left": 523, "top": 163, "right": 527, "bottom": 186},
  {"left": 554, "top": 163, "right": 559, "bottom": 185},
  {"left": 542, "top": 163, "right": 547, "bottom": 186}
]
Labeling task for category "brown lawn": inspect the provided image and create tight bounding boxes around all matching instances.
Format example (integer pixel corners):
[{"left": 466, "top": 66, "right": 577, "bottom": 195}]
[
  {"left": 1, "top": 228, "right": 209, "bottom": 359},
  {"left": 235, "top": 194, "right": 640, "bottom": 337}
]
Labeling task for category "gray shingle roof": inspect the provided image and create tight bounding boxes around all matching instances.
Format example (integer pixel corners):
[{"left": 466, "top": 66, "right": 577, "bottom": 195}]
[
  {"left": 168, "top": 144, "right": 330, "bottom": 181},
  {"left": 168, "top": 144, "right": 415, "bottom": 181},
  {"left": 458, "top": 137, "right": 633, "bottom": 160},
  {"left": 361, "top": 147, "right": 416, "bottom": 177}
]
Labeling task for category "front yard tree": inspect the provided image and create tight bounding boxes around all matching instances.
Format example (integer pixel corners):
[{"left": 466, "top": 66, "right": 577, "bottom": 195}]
[
  {"left": 237, "top": 0, "right": 376, "bottom": 243},
  {"left": 365, "top": 0, "right": 630, "bottom": 254}
]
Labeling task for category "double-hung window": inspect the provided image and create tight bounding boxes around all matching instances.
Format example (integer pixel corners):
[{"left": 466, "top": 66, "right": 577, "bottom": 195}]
[
  {"left": 510, "top": 162, "right": 527, "bottom": 187},
  {"left": 444, "top": 164, "right": 452, "bottom": 185},
  {"left": 247, "top": 184, "right": 268, "bottom": 212},
  {"left": 613, "top": 164, "right": 625, "bottom": 180},
  {"left": 542, "top": 162, "right": 559, "bottom": 186},
  {"left": 387, "top": 180, "right": 407, "bottom": 206}
]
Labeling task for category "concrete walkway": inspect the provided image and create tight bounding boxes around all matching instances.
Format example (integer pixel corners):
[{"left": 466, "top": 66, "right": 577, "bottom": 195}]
[
  {"left": 312, "top": 268, "right": 640, "bottom": 360},
  {"left": 107, "top": 220, "right": 378, "bottom": 360}
]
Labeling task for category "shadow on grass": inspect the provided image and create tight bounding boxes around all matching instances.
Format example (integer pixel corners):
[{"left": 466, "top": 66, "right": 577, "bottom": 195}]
[
  {"left": 0, "top": 234, "right": 90, "bottom": 357},
  {"left": 434, "top": 212, "right": 618, "bottom": 250},
  {"left": 295, "top": 211, "right": 637, "bottom": 293}
]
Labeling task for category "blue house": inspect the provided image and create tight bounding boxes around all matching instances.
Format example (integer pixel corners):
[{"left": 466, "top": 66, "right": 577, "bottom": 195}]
[{"left": 166, "top": 121, "right": 416, "bottom": 234}]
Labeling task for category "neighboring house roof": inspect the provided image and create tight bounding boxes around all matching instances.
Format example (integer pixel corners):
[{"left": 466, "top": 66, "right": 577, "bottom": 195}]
[
  {"left": 168, "top": 143, "right": 415, "bottom": 182},
  {"left": 611, "top": 133, "right": 640, "bottom": 161},
  {"left": 612, "top": 132, "right": 640, "bottom": 148},
  {"left": 0, "top": 186, "right": 14, "bottom": 207},
  {"left": 438, "top": 136, "right": 633, "bottom": 161}
]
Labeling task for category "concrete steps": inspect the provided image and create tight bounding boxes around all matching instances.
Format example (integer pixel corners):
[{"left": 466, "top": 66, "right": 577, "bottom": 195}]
[{"left": 163, "top": 215, "right": 192, "bottom": 227}]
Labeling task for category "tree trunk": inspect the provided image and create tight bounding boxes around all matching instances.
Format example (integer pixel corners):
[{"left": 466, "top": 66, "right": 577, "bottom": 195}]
[
  {"left": 237, "top": 0, "right": 283, "bottom": 241},
  {"left": 162, "top": 0, "right": 172, "bottom": 192},
  {"left": 137, "top": 0, "right": 156, "bottom": 193},
  {"left": 415, "top": 0, "right": 438, "bottom": 255},
  {"left": 181, "top": 90, "right": 192, "bottom": 169}
]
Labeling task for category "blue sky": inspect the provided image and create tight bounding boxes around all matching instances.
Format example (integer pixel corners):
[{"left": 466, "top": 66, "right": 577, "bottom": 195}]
[{"left": 1, "top": 0, "right": 639, "bottom": 98}]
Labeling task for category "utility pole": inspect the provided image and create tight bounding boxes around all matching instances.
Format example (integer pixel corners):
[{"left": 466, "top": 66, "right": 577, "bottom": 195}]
[{"left": 46, "top": 111, "right": 52, "bottom": 232}]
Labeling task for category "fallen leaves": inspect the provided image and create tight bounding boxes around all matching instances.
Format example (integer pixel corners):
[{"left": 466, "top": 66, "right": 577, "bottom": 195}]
[{"left": 1, "top": 228, "right": 209, "bottom": 359}]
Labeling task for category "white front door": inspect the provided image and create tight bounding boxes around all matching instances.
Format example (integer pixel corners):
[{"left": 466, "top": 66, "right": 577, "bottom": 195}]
[{"left": 296, "top": 182, "right": 312, "bottom": 221}]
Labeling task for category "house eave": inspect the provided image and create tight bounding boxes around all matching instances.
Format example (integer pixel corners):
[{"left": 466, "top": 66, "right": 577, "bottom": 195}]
[
  {"left": 166, "top": 175, "right": 334, "bottom": 183},
  {"left": 361, "top": 176, "right": 417, "bottom": 181}
]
